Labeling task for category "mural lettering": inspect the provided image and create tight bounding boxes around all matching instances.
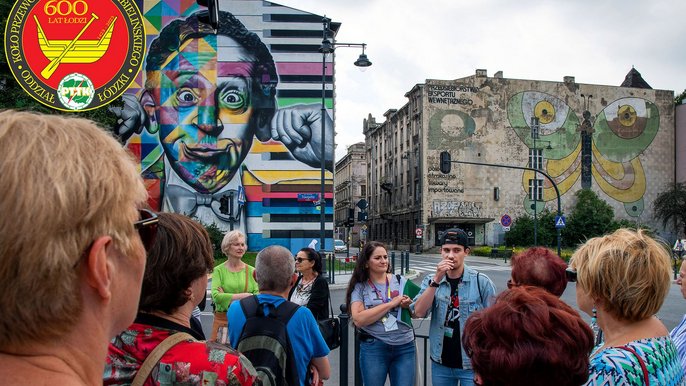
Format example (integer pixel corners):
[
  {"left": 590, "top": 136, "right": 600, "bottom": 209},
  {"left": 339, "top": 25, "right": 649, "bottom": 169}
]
[{"left": 427, "top": 84, "right": 478, "bottom": 105}]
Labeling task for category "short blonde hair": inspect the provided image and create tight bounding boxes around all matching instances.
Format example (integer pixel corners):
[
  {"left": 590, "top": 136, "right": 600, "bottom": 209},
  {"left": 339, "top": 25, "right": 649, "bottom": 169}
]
[
  {"left": 0, "top": 110, "right": 147, "bottom": 349},
  {"left": 570, "top": 228, "right": 671, "bottom": 322},
  {"left": 221, "top": 230, "right": 247, "bottom": 256}
]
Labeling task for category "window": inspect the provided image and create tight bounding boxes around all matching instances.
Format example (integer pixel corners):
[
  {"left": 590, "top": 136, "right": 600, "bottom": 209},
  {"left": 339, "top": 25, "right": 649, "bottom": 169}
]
[
  {"left": 529, "top": 148, "right": 543, "bottom": 170},
  {"left": 360, "top": 185, "right": 366, "bottom": 196},
  {"left": 528, "top": 179, "right": 543, "bottom": 201}
]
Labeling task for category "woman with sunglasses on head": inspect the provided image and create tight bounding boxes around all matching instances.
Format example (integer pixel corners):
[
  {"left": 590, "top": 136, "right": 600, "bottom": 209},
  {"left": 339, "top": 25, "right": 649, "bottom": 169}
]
[
  {"left": 288, "top": 247, "right": 330, "bottom": 320},
  {"left": 104, "top": 213, "right": 257, "bottom": 385},
  {"left": 345, "top": 241, "right": 416, "bottom": 386},
  {"left": 568, "top": 228, "right": 685, "bottom": 385},
  {"left": 210, "top": 230, "right": 259, "bottom": 343}
]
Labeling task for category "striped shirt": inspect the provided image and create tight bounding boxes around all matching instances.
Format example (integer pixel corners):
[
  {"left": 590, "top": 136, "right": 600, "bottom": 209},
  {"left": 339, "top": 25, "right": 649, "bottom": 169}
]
[{"left": 671, "top": 314, "right": 686, "bottom": 372}]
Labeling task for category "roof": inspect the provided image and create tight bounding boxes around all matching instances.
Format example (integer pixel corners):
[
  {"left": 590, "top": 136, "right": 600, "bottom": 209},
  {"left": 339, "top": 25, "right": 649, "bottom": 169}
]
[{"left": 620, "top": 67, "right": 652, "bottom": 89}]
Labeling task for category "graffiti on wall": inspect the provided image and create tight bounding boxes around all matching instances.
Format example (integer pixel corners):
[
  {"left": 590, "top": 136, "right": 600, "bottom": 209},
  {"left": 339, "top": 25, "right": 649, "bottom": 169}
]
[
  {"left": 112, "top": 0, "right": 334, "bottom": 251},
  {"left": 432, "top": 201, "right": 483, "bottom": 218},
  {"left": 507, "top": 91, "right": 660, "bottom": 217}
]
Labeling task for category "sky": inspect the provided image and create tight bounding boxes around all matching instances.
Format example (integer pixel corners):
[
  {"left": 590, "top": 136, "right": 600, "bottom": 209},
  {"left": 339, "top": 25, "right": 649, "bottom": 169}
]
[{"left": 275, "top": 0, "right": 686, "bottom": 161}]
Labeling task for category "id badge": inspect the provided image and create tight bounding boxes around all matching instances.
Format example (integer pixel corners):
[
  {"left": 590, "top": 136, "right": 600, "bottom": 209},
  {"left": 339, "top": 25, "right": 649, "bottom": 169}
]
[
  {"left": 444, "top": 327, "right": 454, "bottom": 338},
  {"left": 383, "top": 313, "right": 398, "bottom": 332}
]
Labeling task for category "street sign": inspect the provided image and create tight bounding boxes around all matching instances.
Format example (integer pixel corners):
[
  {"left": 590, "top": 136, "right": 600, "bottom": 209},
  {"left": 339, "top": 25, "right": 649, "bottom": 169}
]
[
  {"left": 415, "top": 228, "right": 423, "bottom": 238},
  {"left": 554, "top": 215, "right": 566, "bottom": 229},
  {"left": 500, "top": 214, "right": 512, "bottom": 227},
  {"left": 503, "top": 226, "right": 510, "bottom": 232},
  {"left": 297, "top": 193, "right": 318, "bottom": 202}
]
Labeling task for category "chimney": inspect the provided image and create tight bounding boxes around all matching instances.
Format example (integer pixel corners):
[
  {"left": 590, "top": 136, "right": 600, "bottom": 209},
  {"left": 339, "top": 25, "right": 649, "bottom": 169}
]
[
  {"left": 494, "top": 71, "right": 503, "bottom": 78},
  {"left": 563, "top": 76, "right": 575, "bottom": 84},
  {"left": 476, "top": 69, "right": 487, "bottom": 77}
]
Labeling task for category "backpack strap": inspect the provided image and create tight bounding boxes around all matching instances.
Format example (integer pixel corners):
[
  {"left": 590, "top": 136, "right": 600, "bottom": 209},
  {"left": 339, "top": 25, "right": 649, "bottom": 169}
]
[
  {"left": 476, "top": 272, "right": 485, "bottom": 305},
  {"left": 131, "top": 332, "right": 195, "bottom": 386},
  {"left": 240, "top": 295, "right": 299, "bottom": 322}
]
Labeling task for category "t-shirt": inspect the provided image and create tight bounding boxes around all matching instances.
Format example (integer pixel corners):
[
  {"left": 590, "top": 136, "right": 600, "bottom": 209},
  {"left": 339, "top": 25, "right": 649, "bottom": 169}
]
[
  {"left": 227, "top": 294, "right": 330, "bottom": 386},
  {"left": 350, "top": 275, "right": 414, "bottom": 345},
  {"left": 104, "top": 313, "right": 257, "bottom": 385},
  {"left": 440, "top": 276, "right": 463, "bottom": 368},
  {"left": 585, "top": 336, "right": 685, "bottom": 385}
]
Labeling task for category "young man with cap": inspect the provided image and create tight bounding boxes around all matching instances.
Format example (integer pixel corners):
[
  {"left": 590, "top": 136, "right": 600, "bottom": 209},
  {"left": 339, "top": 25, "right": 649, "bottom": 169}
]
[{"left": 411, "top": 228, "right": 496, "bottom": 386}]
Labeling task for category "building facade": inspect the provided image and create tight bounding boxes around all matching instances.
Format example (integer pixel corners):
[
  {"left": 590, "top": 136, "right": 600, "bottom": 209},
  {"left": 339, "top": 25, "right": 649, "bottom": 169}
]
[
  {"left": 365, "top": 69, "right": 675, "bottom": 250},
  {"left": 334, "top": 142, "right": 368, "bottom": 247}
]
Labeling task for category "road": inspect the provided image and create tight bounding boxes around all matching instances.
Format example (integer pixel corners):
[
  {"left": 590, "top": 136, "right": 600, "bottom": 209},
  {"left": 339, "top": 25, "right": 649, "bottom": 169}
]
[{"left": 200, "top": 252, "right": 686, "bottom": 385}]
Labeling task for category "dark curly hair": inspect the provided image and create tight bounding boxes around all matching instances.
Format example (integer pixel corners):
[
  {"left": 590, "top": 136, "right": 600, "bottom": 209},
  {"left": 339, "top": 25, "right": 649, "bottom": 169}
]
[
  {"left": 463, "top": 286, "right": 593, "bottom": 386},
  {"left": 145, "top": 10, "right": 278, "bottom": 132},
  {"left": 138, "top": 213, "right": 213, "bottom": 314}
]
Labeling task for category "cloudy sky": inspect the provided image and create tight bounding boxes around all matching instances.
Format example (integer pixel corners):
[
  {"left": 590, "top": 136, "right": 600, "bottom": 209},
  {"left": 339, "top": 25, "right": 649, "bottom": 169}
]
[{"left": 275, "top": 0, "right": 686, "bottom": 161}]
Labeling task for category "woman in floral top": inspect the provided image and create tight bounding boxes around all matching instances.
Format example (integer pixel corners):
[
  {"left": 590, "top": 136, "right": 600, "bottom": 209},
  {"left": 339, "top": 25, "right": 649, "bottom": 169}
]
[
  {"left": 569, "top": 229, "right": 685, "bottom": 385},
  {"left": 104, "top": 213, "right": 257, "bottom": 385}
]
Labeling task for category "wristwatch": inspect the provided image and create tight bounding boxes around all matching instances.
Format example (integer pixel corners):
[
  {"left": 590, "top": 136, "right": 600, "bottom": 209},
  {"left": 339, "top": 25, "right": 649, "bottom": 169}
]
[{"left": 429, "top": 279, "right": 440, "bottom": 288}]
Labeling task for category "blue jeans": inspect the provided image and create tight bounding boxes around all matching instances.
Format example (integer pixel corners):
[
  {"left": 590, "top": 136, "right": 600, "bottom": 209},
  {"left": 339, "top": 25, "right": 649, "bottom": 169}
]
[
  {"left": 431, "top": 361, "right": 474, "bottom": 386},
  {"left": 359, "top": 338, "right": 416, "bottom": 386}
]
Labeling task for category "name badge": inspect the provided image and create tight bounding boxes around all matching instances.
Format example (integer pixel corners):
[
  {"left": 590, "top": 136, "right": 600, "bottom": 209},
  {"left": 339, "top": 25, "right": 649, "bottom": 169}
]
[{"left": 383, "top": 313, "right": 398, "bottom": 332}]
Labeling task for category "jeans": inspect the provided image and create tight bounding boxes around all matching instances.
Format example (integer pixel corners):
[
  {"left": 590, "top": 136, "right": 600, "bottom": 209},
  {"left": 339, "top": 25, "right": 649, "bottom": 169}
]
[
  {"left": 359, "top": 338, "right": 416, "bottom": 386},
  {"left": 431, "top": 361, "right": 474, "bottom": 386}
]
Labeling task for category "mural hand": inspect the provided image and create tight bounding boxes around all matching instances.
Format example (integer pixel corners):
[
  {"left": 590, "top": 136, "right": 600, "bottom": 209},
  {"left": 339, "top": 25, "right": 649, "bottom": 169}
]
[
  {"left": 270, "top": 104, "right": 333, "bottom": 171},
  {"left": 109, "top": 93, "right": 146, "bottom": 142}
]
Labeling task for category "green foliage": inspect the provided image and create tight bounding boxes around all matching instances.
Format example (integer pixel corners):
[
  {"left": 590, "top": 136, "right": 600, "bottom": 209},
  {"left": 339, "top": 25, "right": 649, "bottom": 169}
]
[
  {"left": 676, "top": 89, "right": 686, "bottom": 105},
  {"left": 563, "top": 190, "right": 617, "bottom": 248},
  {"left": 653, "top": 182, "right": 686, "bottom": 238},
  {"left": 504, "top": 210, "right": 558, "bottom": 248}
]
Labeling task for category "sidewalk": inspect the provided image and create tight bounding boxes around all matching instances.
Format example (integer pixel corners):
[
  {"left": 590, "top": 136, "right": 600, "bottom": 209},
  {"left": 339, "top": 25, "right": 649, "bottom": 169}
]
[{"left": 326, "top": 250, "right": 511, "bottom": 290}]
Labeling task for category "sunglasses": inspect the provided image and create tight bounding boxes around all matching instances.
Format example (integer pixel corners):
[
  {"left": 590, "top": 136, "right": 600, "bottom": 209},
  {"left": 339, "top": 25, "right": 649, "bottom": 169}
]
[
  {"left": 295, "top": 257, "right": 312, "bottom": 263},
  {"left": 134, "top": 208, "right": 159, "bottom": 251},
  {"left": 565, "top": 267, "right": 577, "bottom": 282}
]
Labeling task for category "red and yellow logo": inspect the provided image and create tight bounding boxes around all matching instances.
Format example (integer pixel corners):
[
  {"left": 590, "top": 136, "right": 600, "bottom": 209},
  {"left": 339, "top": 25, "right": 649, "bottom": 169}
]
[{"left": 4, "top": 0, "right": 144, "bottom": 111}]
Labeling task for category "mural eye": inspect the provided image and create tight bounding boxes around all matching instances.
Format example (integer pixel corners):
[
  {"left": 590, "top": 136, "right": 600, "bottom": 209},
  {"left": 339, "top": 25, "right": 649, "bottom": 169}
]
[
  {"left": 534, "top": 100, "right": 556, "bottom": 124},
  {"left": 617, "top": 105, "right": 637, "bottom": 127},
  {"left": 220, "top": 89, "right": 247, "bottom": 111},
  {"left": 176, "top": 89, "right": 198, "bottom": 105}
]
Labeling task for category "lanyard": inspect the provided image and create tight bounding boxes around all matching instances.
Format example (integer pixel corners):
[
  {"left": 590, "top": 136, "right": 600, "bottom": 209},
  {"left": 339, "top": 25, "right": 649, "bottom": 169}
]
[{"left": 368, "top": 277, "right": 391, "bottom": 303}]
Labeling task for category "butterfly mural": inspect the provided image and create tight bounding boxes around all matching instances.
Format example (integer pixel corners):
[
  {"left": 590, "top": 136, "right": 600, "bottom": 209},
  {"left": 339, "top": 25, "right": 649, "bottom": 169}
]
[{"left": 507, "top": 91, "right": 660, "bottom": 217}]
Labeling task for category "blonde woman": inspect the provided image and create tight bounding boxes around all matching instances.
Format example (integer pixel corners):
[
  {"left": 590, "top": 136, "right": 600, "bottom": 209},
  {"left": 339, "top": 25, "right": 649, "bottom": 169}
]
[
  {"left": 210, "top": 230, "right": 258, "bottom": 342},
  {"left": 568, "top": 229, "right": 685, "bottom": 384}
]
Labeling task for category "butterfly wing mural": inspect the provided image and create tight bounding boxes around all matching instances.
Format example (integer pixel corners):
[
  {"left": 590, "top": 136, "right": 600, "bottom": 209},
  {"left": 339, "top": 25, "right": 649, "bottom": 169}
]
[{"left": 507, "top": 91, "right": 660, "bottom": 217}]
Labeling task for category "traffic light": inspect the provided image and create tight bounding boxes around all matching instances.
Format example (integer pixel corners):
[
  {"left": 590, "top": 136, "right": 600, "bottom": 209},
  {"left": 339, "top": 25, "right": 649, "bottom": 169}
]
[
  {"left": 358, "top": 211, "right": 368, "bottom": 222},
  {"left": 347, "top": 208, "right": 355, "bottom": 227},
  {"left": 440, "top": 151, "right": 451, "bottom": 174},
  {"left": 219, "top": 195, "right": 229, "bottom": 215}
]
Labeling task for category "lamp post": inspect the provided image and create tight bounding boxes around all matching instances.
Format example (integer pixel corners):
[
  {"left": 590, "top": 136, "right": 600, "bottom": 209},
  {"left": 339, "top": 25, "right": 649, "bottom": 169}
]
[
  {"left": 531, "top": 116, "right": 539, "bottom": 246},
  {"left": 318, "top": 17, "right": 371, "bottom": 272}
]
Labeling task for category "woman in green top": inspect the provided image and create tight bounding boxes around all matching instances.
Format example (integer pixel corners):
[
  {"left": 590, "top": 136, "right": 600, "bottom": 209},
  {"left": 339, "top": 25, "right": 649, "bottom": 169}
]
[{"left": 210, "top": 230, "right": 258, "bottom": 343}]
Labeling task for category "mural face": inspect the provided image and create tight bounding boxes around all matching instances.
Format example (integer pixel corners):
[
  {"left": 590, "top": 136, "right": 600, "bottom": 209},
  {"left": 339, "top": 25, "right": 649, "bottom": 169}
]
[
  {"left": 113, "top": 1, "right": 335, "bottom": 252},
  {"left": 153, "top": 35, "right": 255, "bottom": 193},
  {"left": 508, "top": 91, "right": 660, "bottom": 217}
]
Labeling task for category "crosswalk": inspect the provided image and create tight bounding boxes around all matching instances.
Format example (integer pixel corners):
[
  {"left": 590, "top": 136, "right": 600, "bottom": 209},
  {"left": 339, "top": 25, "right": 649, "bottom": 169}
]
[{"left": 405, "top": 263, "right": 512, "bottom": 274}]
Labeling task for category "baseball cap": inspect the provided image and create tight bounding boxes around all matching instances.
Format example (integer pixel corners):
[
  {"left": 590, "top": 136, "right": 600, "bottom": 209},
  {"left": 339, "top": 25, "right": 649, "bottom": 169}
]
[{"left": 440, "top": 228, "right": 469, "bottom": 248}]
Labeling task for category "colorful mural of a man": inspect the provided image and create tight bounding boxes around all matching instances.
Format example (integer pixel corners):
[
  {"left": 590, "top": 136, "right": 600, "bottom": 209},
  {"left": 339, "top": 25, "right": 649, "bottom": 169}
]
[{"left": 113, "top": 9, "right": 333, "bottom": 241}]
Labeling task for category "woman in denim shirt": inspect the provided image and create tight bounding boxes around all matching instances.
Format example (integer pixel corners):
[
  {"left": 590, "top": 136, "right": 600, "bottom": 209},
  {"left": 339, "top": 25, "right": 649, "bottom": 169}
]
[{"left": 412, "top": 228, "right": 496, "bottom": 386}]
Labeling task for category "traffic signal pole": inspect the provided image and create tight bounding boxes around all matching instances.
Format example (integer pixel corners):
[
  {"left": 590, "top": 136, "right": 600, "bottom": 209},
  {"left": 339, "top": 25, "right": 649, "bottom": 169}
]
[{"left": 439, "top": 152, "right": 562, "bottom": 257}]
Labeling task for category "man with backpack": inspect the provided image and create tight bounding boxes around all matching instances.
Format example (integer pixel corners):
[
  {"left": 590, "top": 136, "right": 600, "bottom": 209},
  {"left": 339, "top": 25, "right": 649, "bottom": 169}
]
[
  {"left": 411, "top": 228, "right": 496, "bottom": 386},
  {"left": 228, "top": 245, "right": 330, "bottom": 385}
]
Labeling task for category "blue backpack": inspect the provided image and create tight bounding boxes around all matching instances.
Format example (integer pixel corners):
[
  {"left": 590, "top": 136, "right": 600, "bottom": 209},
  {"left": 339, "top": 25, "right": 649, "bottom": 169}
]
[{"left": 237, "top": 296, "right": 300, "bottom": 386}]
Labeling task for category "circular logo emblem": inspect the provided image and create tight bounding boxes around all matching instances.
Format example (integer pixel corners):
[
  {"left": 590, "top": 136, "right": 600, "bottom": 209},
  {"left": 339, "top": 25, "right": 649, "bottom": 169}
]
[
  {"left": 4, "top": 0, "right": 145, "bottom": 111},
  {"left": 57, "top": 72, "right": 94, "bottom": 109}
]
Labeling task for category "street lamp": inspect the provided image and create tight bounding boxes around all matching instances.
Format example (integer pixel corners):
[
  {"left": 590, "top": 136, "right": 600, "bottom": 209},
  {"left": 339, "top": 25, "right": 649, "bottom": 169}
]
[{"left": 318, "top": 17, "right": 371, "bottom": 274}]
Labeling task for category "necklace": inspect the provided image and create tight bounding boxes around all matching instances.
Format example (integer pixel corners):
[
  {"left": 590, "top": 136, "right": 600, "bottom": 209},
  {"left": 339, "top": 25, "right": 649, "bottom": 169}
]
[{"left": 300, "top": 275, "right": 316, "bottom": 287}]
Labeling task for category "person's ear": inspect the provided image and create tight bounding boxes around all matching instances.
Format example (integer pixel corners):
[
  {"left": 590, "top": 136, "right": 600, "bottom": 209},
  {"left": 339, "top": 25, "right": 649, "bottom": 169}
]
[
  {"left": 140, "top": 90, "right": 159, "bottom": 134},
  {"left": 290, "top": 273, "right": 298, "bottom": 287},
  {"left": 82, "top": 236, "right": 115, "bottom": 301}
]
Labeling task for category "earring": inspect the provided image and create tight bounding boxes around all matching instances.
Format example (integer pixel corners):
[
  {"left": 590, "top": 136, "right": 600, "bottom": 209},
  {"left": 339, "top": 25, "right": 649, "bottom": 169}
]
[{"left": 591, "top": 306, "right": 602, "bottom": 345}]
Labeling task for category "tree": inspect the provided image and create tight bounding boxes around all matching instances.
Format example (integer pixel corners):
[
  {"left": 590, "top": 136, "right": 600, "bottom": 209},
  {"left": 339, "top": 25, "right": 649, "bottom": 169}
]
[
  {"left": 504, "top": 210, "right": 557, "bottom": 247},
  {"left": 653, "top": 183, "right": 686, "bottom": 238},
  {"left": 0, "top": 1, "right": 121, "bottom": 129},
  {"left": 676, "top": 89, "right": 686, "bottom": 105},
  {"left": 563, "top": 189, "right": 616, "bottom": 247}
]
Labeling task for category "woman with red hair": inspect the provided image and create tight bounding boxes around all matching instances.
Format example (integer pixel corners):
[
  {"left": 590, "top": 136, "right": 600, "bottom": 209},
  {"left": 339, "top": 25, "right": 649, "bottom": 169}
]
[
  {"left": 463, "top": 286, "right": 593, "bottom": 386},
  {"left": 508, "top": 247, "right": 568, "bottom": 296}
]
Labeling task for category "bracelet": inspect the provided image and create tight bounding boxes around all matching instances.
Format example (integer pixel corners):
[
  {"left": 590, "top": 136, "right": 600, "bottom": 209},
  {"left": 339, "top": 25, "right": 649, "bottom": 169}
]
[{"left": 429, "top": 279, "right": 439, "bottom": 288}]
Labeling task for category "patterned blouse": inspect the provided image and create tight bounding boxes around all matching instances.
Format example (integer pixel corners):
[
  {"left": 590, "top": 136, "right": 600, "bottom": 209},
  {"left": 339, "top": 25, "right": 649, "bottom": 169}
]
[
  {"left": 585, "top": 336, "right": 686, "bottom": 386},
  {"left": 104, "top": 313, "right": 257, "bottom": 386}
]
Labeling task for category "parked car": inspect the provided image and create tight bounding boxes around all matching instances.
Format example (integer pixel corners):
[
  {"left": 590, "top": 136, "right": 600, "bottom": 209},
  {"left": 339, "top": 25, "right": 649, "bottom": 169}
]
[{"left": 334, "top": 239, "right": 346, "bottom": 252}]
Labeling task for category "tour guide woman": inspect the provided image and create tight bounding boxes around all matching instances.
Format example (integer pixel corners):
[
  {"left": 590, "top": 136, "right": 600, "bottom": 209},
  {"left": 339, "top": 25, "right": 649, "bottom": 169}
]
[
  {"left": 289, "top": 247, "right": 330, "bottom": 320},
  {"left": 346, "top": 241, "right": 415, "bottom": 386},
  {"left": 210, "top": 230, "right": 258, "bottom": 342}
]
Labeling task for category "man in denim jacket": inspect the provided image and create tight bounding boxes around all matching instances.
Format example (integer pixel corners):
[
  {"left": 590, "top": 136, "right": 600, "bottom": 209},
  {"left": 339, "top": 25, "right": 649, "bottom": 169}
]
[{"left": 411, "top": 228, "right": 496, "bottom": 386}]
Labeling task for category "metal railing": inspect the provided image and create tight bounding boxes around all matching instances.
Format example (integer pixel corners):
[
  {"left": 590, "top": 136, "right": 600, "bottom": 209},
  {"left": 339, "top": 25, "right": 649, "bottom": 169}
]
[
  {"left": 337, "top": 304, "right": 430, "bottom": 386},
  {"left": 325, "top": 250, "right": 413, "bottom": 284}
]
